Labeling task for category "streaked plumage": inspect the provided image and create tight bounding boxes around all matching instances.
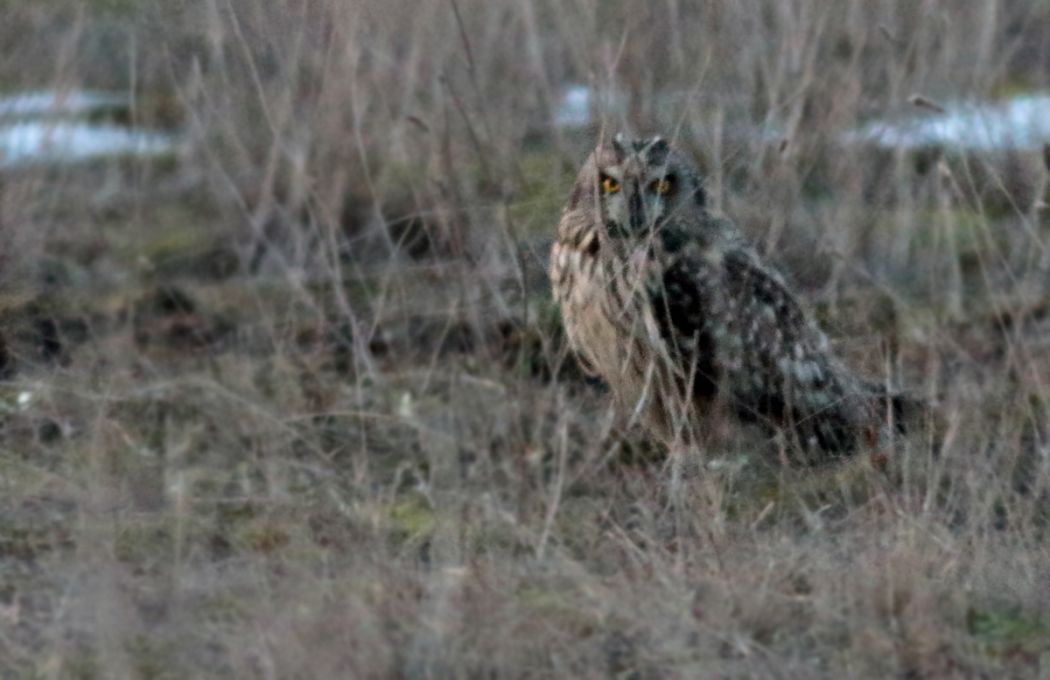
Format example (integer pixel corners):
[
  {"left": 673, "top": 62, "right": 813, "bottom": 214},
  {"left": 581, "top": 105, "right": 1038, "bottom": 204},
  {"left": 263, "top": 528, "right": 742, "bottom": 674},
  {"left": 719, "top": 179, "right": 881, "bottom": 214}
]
[{"left": 550, "top": 133, "right": 913, "bottom": 465}]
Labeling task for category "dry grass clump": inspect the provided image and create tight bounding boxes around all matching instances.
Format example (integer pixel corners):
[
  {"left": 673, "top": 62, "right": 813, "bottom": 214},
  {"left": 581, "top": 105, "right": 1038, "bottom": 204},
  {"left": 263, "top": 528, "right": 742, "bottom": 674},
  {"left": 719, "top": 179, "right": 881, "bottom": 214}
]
[{"left": 1, "top": 0, "right": 1049, "bottom": 677}]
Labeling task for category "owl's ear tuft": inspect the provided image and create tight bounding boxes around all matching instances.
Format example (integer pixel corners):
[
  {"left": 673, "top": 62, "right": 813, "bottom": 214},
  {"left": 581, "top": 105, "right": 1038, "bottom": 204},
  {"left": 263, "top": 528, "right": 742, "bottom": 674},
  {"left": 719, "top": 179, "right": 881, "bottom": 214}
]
[
  {"left": 612, "top": 132, "right": 630, "bottom": 158},
  {"left": 645, "top": 136, "right": 669, "bottom": 163}
]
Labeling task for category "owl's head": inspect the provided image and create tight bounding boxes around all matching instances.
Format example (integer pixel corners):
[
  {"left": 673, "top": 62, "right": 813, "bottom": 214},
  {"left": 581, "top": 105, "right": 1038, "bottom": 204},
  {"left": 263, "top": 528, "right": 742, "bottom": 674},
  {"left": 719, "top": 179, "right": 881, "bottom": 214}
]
[{"left": 568, "top": 133, "right": 706, "bottom": 239}]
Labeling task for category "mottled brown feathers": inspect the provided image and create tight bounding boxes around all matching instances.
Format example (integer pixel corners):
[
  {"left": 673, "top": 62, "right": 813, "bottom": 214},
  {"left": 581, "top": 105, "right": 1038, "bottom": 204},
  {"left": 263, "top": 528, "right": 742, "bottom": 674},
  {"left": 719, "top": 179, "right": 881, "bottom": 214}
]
[{"left": 550, "top": 134, "right": 918, "bottom": 464}]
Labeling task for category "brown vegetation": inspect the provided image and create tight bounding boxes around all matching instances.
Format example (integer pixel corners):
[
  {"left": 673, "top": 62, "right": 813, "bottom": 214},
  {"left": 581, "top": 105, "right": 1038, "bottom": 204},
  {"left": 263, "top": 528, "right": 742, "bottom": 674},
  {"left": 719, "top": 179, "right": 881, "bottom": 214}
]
[{"left": 1, "top": 1, "right": 1049, "bottom": 677}]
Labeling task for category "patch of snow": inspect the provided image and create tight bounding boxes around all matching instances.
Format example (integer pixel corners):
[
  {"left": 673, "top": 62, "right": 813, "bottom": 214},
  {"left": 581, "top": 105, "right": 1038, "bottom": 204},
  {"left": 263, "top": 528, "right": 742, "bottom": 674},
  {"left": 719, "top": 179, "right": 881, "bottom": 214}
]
[
  {"left": 554, "top": 84, "right": 592, "bottom": 128},
  {"left": 0, "top": 89, "right": 127, "bottom": 119},
  {"left": 553, "top": 84, "right": 635, "bottom": 128},
  {"left": 0, "top": 121, "right": 175, "bottom": 168},
  {"left": 844, "top": 94, "right": 1050, "bottom": 151}
]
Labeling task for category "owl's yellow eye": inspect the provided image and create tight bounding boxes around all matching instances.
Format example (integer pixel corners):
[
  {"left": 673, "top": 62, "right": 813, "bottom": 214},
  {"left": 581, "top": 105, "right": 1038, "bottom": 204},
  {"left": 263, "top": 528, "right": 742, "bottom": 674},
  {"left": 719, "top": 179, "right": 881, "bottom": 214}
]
[
  {"left": 600, "top": 177, "right": 620, "bottom": 194},
  {"left": 651, "top": 178, "right": 673, "bottom": 195}
]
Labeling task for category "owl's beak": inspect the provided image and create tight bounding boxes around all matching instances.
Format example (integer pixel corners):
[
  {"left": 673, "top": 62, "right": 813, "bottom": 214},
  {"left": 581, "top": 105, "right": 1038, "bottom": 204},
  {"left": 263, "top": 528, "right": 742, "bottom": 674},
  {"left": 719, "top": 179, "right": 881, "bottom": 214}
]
[{"left": 628, "top": 190, "right": 646, "bottom": 231}]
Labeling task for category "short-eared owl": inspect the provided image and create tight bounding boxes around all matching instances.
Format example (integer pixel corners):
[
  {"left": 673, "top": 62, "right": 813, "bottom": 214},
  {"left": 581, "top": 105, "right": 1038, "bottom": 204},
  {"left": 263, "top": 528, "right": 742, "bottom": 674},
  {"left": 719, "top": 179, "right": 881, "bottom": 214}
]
[{"left": 550, "top": 133, "right": 914, "bottom": 465}]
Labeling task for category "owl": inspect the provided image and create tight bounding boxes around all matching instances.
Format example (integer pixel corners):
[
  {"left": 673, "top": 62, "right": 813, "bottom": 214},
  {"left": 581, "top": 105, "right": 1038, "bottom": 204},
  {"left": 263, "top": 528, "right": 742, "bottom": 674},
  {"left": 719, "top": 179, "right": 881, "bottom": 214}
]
[{"left": 549, "top": 133, "right": 916, "bottom": 467}]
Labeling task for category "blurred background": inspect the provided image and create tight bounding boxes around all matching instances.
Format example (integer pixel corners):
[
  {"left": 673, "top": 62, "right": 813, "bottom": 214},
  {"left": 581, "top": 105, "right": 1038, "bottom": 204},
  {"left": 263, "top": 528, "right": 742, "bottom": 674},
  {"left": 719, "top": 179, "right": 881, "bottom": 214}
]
[{"left": 1, "top": 1, "right": 1049, "bottom": 677}]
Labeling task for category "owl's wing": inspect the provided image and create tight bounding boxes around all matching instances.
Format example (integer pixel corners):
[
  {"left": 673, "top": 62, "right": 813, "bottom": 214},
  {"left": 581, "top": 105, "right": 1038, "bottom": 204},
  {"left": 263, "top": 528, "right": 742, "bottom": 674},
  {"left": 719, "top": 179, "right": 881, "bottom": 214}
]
[{"left": 651, "top": 238, "right": 867, "bottom": 454}]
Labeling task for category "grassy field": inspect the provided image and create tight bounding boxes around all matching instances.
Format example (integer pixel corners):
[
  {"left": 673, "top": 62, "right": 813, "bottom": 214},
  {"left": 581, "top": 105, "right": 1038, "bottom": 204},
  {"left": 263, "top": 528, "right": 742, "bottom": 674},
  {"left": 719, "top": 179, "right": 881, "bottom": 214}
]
[{"left": 1, "top": 1, "right": 1050, "bottom": 677}]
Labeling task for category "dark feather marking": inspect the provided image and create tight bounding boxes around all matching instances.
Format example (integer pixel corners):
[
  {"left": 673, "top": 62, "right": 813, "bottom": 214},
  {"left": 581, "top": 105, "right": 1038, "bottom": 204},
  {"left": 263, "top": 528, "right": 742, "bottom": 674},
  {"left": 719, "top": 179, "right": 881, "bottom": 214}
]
[
  {"left": 606, "top": 219, "right": 630, "bottom": 240},
  {"left": 691, "top": 179, "right": 706, "bottom": 208},
  {"left": 650, "top": 258, "right": 719, "bottom": 400}
]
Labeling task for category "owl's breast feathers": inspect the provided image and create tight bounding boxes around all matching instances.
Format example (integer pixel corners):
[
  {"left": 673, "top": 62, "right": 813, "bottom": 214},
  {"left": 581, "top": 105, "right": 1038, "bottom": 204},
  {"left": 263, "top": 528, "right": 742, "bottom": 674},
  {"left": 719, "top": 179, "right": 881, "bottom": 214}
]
[{"left": 549, "top": 212, "right": 614, "bottom": 378}]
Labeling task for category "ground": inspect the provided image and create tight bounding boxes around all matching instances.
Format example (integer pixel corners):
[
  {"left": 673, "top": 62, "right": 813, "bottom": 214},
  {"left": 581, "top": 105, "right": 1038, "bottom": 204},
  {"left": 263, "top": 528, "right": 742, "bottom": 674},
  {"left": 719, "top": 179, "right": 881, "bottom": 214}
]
[{"left": 1, "top": 1, "right": 1050, "bottom": 678}]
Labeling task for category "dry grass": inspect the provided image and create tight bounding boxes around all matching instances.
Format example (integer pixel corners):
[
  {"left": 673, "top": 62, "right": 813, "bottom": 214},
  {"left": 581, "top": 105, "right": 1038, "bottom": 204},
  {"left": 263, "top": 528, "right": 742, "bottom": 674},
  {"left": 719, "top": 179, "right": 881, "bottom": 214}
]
[{"left": 1, "top": 0, "right": 1050, "bottom": 677}]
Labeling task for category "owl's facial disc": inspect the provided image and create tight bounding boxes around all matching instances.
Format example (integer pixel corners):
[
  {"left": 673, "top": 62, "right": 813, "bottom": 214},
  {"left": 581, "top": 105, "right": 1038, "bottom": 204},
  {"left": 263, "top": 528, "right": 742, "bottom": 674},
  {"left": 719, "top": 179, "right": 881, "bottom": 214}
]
[
  {"left": 581, "top": 134, "right": 704, "bottom": 244},
  {"left": 599, "top": 137, "right": 677, "bottom": 239}
]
